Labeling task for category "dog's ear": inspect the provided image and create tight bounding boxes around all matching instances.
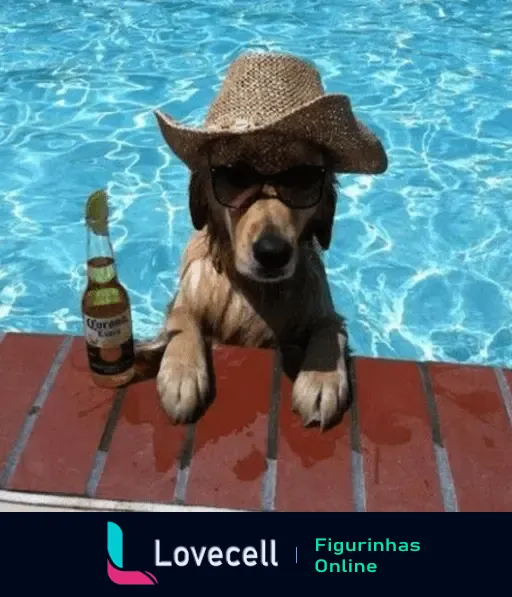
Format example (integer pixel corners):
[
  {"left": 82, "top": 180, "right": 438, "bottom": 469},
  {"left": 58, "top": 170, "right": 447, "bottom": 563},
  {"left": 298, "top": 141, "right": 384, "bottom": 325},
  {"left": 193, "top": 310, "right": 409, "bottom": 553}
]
[
  {"left": 312, "top": 175, "right": 337, "bottom": 250},
  {"left": 188, "top": 171, "right": 208, "bottom": 230}
]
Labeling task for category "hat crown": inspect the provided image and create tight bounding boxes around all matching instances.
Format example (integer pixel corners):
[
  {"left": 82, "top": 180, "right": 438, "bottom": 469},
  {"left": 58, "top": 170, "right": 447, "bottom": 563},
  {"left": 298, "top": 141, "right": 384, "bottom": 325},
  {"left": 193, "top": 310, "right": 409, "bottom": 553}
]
[{"left": 204, "top": 52, "right": 325, "bottom": 131}]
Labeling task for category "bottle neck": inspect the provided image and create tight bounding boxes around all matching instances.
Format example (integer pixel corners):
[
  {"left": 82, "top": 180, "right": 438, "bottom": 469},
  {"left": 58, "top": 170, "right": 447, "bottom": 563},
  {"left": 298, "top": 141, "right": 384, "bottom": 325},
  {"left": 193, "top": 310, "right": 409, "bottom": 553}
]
[{"left": 87, "top": 228, "right": 117, "bottom": 285}]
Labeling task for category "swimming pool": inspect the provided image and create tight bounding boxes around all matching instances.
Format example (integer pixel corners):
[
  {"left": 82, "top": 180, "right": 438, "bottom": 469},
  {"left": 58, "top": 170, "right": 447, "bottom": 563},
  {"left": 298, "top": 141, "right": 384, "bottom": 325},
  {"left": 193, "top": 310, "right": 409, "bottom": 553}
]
[{"left": 1, "top": 0, "right": 511, "bottom": 367}]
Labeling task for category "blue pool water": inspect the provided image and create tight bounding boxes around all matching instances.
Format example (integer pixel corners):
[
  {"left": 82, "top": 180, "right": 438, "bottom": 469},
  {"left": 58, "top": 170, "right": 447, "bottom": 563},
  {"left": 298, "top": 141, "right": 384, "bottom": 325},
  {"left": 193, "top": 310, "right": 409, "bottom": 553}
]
[{"left": 1, "top": 0, "right": 511, "bottom": 367}]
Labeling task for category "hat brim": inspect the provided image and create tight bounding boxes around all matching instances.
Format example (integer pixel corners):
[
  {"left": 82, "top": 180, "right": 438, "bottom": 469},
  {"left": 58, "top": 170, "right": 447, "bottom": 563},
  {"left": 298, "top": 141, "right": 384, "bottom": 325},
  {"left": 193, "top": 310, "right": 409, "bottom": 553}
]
[{"left": 154, "top": 94, "right": 388, "bottom": 175}]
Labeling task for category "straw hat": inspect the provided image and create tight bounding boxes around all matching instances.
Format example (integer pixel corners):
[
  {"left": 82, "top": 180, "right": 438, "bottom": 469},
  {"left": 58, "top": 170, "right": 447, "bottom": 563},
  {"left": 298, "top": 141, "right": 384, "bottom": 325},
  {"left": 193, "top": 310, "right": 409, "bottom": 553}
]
[{"left": 154, "top": 51, "right": 388, "bottom": 174}]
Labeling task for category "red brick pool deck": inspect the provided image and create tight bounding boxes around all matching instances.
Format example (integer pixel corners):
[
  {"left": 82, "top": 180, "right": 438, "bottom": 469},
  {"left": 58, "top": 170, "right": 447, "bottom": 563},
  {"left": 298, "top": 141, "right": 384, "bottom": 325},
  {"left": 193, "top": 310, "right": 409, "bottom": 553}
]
[{"left": 0, "top": 331, "right": 511, "bottom": 512}]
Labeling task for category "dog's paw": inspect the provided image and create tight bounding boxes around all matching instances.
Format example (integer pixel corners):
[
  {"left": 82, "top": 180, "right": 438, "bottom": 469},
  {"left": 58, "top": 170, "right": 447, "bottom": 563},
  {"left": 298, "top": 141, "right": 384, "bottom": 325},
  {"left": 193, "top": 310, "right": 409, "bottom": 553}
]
[
  {"left": 291, "top": 367, "right": 350, "bottom": 429},
  {"left": 156, "top": 343, "right": 210, "bottom": 424}
]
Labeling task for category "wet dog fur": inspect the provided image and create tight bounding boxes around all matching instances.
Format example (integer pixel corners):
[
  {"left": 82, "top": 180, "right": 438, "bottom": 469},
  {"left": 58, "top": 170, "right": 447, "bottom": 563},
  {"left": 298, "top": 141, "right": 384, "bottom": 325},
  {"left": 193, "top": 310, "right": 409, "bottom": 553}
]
[{"left": 135, "top": 135, "right": 353, "bottom": 430}]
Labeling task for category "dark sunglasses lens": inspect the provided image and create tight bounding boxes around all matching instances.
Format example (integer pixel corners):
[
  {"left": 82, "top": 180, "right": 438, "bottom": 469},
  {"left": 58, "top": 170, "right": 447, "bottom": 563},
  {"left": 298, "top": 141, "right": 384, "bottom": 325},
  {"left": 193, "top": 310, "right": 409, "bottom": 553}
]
[
  {"left": 277, "top": 165, "right": 324, "bottom": 188},
  {"left": 277, "top": 165, "right": 325, "bottom": 207},
  {"left": 211, "top": 163, "right": 325, "bottom": 208},
  {"left": 212, "top": 163, "right": 261, "bottom": 206}
]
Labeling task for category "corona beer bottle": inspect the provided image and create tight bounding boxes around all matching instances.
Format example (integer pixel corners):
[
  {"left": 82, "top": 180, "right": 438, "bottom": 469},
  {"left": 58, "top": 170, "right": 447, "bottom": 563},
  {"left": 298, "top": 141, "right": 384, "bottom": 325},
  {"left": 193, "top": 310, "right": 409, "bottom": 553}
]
[{"left": 81, "top": 190, "right": 135, "bottom": 388}]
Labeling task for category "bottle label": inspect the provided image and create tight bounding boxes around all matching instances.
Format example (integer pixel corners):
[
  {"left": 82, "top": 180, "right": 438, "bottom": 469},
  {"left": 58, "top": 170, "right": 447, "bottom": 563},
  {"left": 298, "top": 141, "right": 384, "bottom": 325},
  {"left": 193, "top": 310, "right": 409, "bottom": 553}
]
[
  {"left": 83, "top": 310, "right": 134, "bottom": 376},
  {"left": 87, "top": 263, "right": 115, "bottom": 284}
]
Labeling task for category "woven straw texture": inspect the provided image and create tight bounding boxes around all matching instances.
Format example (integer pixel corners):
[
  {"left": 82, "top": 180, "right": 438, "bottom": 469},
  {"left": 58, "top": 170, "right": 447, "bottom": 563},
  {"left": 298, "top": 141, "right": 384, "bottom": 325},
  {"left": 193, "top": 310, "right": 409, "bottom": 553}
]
[{"left": 155, "top": 51, "right": 388, "bottom": 175}]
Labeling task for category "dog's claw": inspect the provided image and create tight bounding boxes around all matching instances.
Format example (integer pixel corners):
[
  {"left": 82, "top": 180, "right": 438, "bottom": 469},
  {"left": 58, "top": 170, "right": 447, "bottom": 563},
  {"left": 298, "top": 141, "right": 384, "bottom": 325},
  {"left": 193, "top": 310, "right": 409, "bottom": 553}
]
[
  {"left": 157, "top": 351, "right": 210, "bottom": 424},
  {"left": 292, "top": 368, "right": 349, "bottom": 430}
]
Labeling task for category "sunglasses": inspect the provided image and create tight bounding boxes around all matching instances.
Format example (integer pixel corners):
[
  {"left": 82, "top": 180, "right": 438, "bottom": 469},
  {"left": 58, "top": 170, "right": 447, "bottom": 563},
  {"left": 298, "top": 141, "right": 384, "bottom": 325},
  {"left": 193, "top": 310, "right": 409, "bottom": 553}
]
[{"left": 209, "top": 161, "right": 326, "bottom": 209}]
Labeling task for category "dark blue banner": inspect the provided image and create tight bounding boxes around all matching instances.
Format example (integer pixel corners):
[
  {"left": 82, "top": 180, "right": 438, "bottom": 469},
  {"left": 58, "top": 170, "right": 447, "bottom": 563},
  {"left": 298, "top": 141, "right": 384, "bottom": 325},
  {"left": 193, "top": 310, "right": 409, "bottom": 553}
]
[{"left": 2, "top": 512, "right": 507, "bottom": 591}]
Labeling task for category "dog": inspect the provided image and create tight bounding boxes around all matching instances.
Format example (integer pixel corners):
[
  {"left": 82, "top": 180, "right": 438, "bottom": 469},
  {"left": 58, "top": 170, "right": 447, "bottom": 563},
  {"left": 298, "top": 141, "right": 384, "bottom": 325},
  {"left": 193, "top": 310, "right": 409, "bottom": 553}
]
[{"left": 135, "top": 52, "right": 388, "bottom": 430}]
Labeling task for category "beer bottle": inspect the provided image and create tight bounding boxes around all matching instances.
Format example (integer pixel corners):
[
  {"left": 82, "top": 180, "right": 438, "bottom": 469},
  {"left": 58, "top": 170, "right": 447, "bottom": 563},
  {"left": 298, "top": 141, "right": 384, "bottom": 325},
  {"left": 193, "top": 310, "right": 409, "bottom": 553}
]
[{"left": 81, "top": 189, "right": 135, "bottom": 388}]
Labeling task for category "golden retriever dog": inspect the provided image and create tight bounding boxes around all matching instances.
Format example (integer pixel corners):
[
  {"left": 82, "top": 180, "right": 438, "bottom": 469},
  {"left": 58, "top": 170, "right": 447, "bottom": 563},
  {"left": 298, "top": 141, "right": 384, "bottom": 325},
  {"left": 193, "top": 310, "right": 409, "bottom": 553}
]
[{"left": 135, "top": 52, "right": 387, "bottom": 430}]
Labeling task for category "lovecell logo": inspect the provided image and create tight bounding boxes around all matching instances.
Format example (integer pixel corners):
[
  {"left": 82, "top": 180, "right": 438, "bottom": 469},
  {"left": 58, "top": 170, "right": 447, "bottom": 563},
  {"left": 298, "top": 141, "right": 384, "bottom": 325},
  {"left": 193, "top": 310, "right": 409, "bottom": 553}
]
[{"left": 107, "top": 522, "right": 158, "bottom": 585}]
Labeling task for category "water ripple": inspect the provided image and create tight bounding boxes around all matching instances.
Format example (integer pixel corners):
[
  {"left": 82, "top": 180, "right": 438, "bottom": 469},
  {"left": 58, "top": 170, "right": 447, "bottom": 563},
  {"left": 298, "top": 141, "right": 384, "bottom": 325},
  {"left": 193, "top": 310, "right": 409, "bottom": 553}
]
[{"left": 0, "top": 0, "right": 511, "bottom": 367}]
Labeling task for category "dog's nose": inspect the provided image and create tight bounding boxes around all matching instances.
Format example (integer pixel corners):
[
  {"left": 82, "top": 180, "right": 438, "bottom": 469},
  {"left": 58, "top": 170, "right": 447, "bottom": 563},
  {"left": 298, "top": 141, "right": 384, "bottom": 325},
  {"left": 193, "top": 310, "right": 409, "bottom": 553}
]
[{"left": 252, "top": 232, "right": 293, "bottom": 270}]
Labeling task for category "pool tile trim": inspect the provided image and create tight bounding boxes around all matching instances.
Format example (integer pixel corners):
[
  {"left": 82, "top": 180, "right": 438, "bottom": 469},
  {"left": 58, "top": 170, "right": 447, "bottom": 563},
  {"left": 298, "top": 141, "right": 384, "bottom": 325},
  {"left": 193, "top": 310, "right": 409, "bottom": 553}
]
[
  {"left": 495, "top": 368, "right": 512, "bottom": 426},
  {"left": 418, "top": 363, "right": 459, "bottom": 512},
  {"left": 0, "top": 336, "right": 73, "bottom": 489},
  {"left": 1, "top": 331, "right": 511, "bottom": 512},
  {"left": 0, "top": 489, "right": 249, "bottom": 513}
]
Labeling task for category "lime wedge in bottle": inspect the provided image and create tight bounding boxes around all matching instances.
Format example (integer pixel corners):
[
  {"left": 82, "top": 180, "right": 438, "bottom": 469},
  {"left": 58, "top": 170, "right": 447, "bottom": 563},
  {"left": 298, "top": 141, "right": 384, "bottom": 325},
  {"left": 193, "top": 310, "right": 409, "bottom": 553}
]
[{"left": 86, "top": 189, "right": 109, "bottom": 235}]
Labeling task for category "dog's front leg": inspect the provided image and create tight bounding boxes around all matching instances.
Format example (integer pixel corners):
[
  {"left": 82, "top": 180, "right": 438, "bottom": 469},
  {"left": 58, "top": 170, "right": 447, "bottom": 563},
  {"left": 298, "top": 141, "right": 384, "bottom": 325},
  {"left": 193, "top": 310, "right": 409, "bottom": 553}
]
[
  {"left": 156, "top": 305, "right": 210, "bottom": 424},
  {"left": 292, "top": 320, "right": 350, "bottom": 429}
]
